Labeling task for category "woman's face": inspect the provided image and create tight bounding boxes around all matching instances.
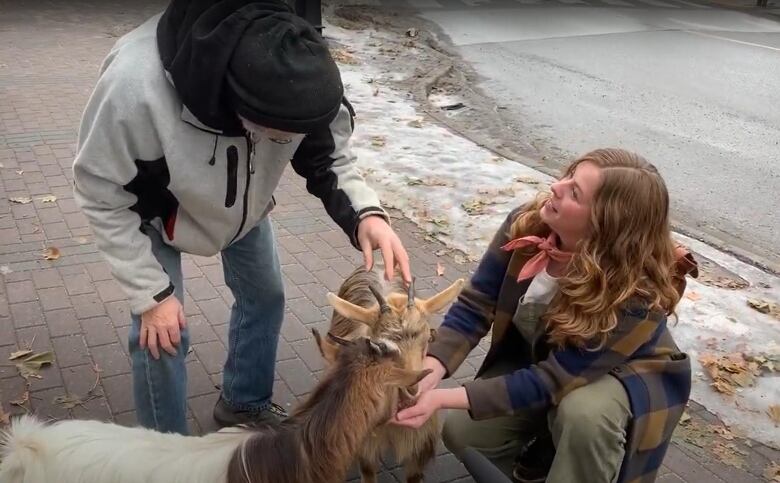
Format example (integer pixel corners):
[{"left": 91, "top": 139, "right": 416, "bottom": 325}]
[{"left": 541, "top": 161, "right": 602, "bottom": 246}]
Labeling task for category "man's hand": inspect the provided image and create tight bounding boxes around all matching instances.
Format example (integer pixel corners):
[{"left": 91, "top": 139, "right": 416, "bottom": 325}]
[
  {"left": 140, "top": 296, "right": 186, "bottom": 360},
  {"left": 357, "top": 215, "right": 412, "bottom": 283}
]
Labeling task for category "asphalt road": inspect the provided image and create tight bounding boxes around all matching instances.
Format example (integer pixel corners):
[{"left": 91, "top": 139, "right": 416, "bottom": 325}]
[{"left": 373, "top": 0, "right": 780, "bottom": 270}]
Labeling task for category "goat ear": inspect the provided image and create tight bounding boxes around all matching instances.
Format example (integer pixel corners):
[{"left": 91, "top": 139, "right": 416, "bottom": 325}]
[
  {"left": 387, "top": 368, "right": 434, "bottom": 388},
  {"left": 312, "top": 328, "right": 338, "bottom": 364},
  {"left": 419, "top": 279, "right": 465, "bottom": 314},
  {"left": 326, "top": 292, "right": 378, "bottom": 325}
]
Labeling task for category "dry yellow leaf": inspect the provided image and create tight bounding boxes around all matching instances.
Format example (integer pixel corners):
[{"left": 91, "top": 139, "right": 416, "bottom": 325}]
[
  {"left": 768, "top": 405, "right": 780, "bottom": 426},
  {"left": 37, "top": 194, "right": 57, "bottom": 203},
  {"left": 15, "top": 351, "right": 54, "bottom": 381},
  {"left": 436, "top": 262, "right": 445, "bottom": 277},
  {"left": 8, "top": 349, "right": 33, "bottom": 361},
  {"left": 764, "top": 461, "right": 780, "bottom": 481},
  {"left": 42, "top": 246, "right": 61, "bottom": 260},
  {"left": 370, "top": 136, "right": 386, "bottom": 148},
  {"left": 330, "top": 48, "right": 359, "bottom": 65},
  {"left": 685, "top": 291, "right": 702, "bottom": 301},
  {"left": 0, "top": 403, "right": 9, "bottom": 425},
  {"left": 10, "top": 390, "right": 29, "bottom": 407},
  {"left": 747, "top": 298, "right": 780, "bottom": 320},
  {"left": 9, "top": 197, "right": 32, "bottom": 204}
]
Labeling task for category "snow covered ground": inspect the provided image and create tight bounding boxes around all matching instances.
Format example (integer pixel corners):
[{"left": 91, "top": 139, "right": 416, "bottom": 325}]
[{"left": 326, "top": 22, "right": 780, "bottom": 448}]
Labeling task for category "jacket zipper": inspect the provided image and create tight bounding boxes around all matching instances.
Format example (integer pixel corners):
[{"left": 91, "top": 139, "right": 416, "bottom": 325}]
[
  {"left": 224, "top": 145, "right": 238, "bottom": 208},
  {"left": 228, "top": 133, "right": 255, "bottom": 243}
]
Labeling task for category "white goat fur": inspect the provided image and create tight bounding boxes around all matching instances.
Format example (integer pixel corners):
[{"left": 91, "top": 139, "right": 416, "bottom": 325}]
[{"left": 0, "top": 415, "right": 252, "bottom": 483}]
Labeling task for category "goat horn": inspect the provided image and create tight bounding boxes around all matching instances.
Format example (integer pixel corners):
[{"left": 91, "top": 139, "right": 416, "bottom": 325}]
[
  {"left": 407, "top": 277, "right": 416, "bottom": 309},
  {"left": 327, "top": 332, "right": 352, "bottom": 347},
  {"left": 369, "top": 284, "right": 391, "bottom": 314}
]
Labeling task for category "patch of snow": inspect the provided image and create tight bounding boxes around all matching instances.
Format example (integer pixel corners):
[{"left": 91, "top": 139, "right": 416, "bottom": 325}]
[{"left": 327, "top": 22, "right": 780, "bottom": 448}]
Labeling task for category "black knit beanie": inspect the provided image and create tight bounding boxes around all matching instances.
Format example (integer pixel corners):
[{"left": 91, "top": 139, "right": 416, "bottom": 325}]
[{"left": 225, "top": 11, "right": 344, "bottom": 134}]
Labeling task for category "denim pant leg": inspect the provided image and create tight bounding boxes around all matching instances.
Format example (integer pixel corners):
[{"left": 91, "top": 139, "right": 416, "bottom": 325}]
[
  {"left": 220, "top": 217, "right": 285, "bottom": 410},
  {"left": 128, "top": 225, "right": 189, "bottom": 434}
]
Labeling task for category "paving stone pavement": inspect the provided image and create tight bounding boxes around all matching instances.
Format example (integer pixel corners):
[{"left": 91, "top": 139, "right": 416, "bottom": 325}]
[{"left": 0, "top": 1, "right": 776, "bottom": 481}]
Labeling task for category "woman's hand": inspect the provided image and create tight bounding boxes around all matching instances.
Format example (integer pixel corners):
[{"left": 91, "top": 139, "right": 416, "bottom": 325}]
[
  {"left": 393, "top": 387, "right": 469, "bottom": 429},
  {"left": 417, "top": 356, "right": 447, "bottom": 395}
]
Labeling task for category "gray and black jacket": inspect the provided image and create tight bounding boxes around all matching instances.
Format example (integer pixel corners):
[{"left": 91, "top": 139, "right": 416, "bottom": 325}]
[{"left": 73, "top": 14, "right": 386, "bottom": 314}]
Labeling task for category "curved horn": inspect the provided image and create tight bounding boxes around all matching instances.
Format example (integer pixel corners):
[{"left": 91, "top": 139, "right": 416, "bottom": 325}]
[
  {"left": 327, "top": 332, "right": 352, "bottom": 347},
  {"left": 369, "top": 284, "right": 391, "bottom": 314},
  {"left": 407, "top": 277, "right": 416, "bottom": 309}
]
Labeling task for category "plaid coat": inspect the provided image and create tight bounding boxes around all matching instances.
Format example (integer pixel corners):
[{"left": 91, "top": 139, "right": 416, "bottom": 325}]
[{"left": 428, "top": 207, "right": 692, "bottom": 483}]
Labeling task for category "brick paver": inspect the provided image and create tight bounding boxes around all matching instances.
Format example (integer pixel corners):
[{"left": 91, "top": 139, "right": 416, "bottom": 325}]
[{"left": 0, "top": 1, "right": 776, "bottom": 481}]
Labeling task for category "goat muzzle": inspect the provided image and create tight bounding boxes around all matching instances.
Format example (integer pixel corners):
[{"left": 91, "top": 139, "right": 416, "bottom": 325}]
[{"left": 398, "top": 385, "right": 419, "bottom": 410}]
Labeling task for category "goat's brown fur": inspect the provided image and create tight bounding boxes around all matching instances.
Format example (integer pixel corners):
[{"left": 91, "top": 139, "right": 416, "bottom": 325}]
[
  {"left": 226, "top": 336, "right": 430, "bottom": 483},
  {"left": 317, "top": 266, "right": 464, "bottom": 483}
]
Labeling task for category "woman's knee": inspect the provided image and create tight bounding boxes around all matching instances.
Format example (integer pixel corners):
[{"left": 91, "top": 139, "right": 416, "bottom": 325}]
[
  {"left": 552, "top": 377, "right": 631, "bottom": 444},
  {"left": 441, "top": 410, "right": 475, "bottom": 457}
]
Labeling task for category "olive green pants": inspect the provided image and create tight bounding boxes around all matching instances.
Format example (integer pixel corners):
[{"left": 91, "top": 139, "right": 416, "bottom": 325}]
[{"left": 442, "top": 362, "right": 632, "bottom": 483}]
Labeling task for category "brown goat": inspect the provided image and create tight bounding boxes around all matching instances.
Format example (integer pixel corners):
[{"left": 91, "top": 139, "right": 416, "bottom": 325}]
[
  {"left": 227, "top": 334, "right": 431, "bottom": 483},
  {"left": 0, "top": 334, "right": 424, "bottom": 483},
  {"left": 314, "top": 266, "right": 464, "bottom": 483}
]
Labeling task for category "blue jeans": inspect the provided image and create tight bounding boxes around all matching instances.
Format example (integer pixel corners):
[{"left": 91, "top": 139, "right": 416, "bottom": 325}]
[{"left": 128, "top": 217, "right": 284, "bottom": 434}]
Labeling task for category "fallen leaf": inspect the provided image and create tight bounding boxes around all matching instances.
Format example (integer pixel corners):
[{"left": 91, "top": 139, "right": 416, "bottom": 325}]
[
  {"left": 75, "top": 236, "right": 89, "bottom": 244},
  {"left": 462, "top": 199, "right": 488, "bottom": 215},
  {"left": 730, "top": 371, "right": 754, "bottom": 388},
  {"left": 42, "top": 247, "right": 60, "bottom": 260},
  {"left": 54, "top": 394, "right": 87, "bottom": 409},
  {"left": 407, "top": 119, "right": 423, "bottom": 128},
  {"left": 370, "top": 136, "right": 386, "bottom": 148},
  {"left": 10, "top": 391, "right": 29, "bottom": 407},
  {"left": 748, "top": 298, "right": 771, "bottom": 313},
  {"left": 37, "top": 195, "right": 57, "bottom": 203},
  {"left": 16, "top": 169, "right": 23, "bottom": 175},
  {"left": 0, "top": 403, "right": 9, "bottom": 425},
  {"left": 685, "top": 291, "right": 702, "bottom": 301},
  {"left": 764, "top": 461, "right": 780, "bottom": 481},
  {"left": 698, "top": 351, "right": 771, "bottom": 395},
  {"left": 712, "top": 426, "right": 735, "bottom": 440},
  {"left": 9, "top": 197, "right": 32, "bottom": 204},
  {"left": 697, "top": 273, "right": 748, "bottom": 290},
  {"left": 373, "top": 87, "right": 379, "bottom": 96},
  {"left": 425, "top": 217, "right": 449, "bottom": 229},
  {"left": 436, "top": 262, "right": 445, "bottom": 277},
  {"left": 406, "top": 27, "right": 418, "bottom": 37},
  {"left": 768, "top": 405, "right": 780, "bottom": 426},
  {"left": 679, "top": 411, "right": 691, "bottom": 424},
  {"left": 711, "top": 441, "right": 746, "bottom": 469},
  {"left": 0, "top": 265, "right": 11, "bottom": 275},
  {"left": 329, "top": 48, "right": 359, "bottom": 65},
  {"left": 711, "top": 380, "right": 736, "bottom": 395},
  {"left": 15, "top": 351, "right": 55, "bottom": 381},
  {"left": 514, "top": 176, "right": 540, "bottom": 185},
  {"left": 8, "top": 349, "right": 33, "bottom": 361},
  {"left": 747, "top": 298, "right": 780, "bottom": 320}
]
